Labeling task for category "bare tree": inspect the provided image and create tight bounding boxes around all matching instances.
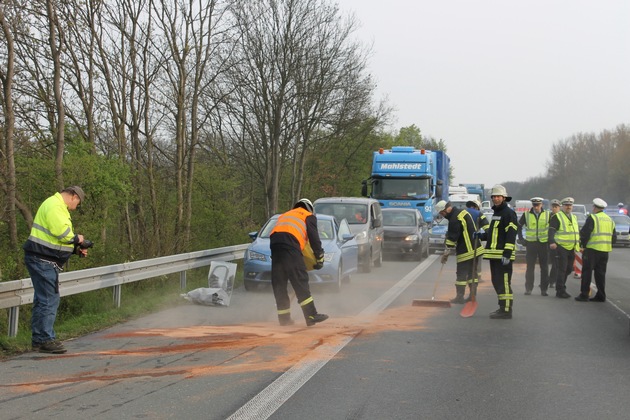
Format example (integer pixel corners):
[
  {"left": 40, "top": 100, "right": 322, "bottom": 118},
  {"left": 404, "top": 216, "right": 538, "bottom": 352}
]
[{"left": 225, "top": 0, "right": 378, "bottom": 216}]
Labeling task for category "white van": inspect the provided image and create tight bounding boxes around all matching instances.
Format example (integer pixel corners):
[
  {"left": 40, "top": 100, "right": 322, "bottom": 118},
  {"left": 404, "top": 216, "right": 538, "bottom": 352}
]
[
  {"left": 314, "top": 197, "right": 384, "bottom": 273},
  {"left": 448, "top": 193, "right": 481, "bottom": 210}
]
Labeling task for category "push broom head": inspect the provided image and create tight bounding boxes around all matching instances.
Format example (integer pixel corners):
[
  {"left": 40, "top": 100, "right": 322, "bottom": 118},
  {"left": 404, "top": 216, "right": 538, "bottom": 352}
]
[{"left": 412, "top": 298, "right": 451, "bottom": 308}]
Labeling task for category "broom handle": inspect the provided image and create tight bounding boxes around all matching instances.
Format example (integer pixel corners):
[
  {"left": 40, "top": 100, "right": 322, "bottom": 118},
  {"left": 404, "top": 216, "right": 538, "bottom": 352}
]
[{"left": 432, "top": 262, "right": 445, "bottom": 300}]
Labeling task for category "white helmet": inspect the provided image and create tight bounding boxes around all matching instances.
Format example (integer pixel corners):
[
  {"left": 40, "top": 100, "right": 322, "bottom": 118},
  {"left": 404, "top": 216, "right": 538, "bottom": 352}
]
[
  {"left": 435, "top": 200, "right": 449, "bottom": 213},
  {"left": 295, "top": 198, "right": 314, "bottom": 213},
  {"left": 490, "top": 184, "right": 512, "bottom": 202}
]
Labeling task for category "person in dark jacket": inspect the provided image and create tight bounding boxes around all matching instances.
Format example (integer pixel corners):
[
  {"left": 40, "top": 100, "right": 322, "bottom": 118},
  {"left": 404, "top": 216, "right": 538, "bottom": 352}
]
[
  {"left": 270, "top": 198, "right": 328, "bottom": 326},
  {"left": 436, "top": 201, "right": 483, "bottom": 304},
  {"left": 23, "top": 186, "right": 89, "bottom": 354},
  {"left": 547, "top": 199, "right": 561, "bottom": 288},
  {"left": 476, "top": 185, "right": 518, "bottom": 319}
]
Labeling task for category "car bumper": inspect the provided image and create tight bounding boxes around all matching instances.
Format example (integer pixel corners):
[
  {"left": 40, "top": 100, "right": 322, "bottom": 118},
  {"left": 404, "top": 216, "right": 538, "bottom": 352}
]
[
  {"left": 429, "top": 237, "right": 446, "bottom": 251},
  {"left": 243, "top": 261, "right": 341, "bottom": 285},
  {"left": 615, "top": 232, "right": 630, "bottom": 246},
  {"left": 383, "top": 240, "right": 421, "bottom": 256}
]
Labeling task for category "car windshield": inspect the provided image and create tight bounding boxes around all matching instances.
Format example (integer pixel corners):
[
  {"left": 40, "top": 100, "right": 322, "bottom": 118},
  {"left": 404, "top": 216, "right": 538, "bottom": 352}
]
[
  {"left": 383, "top": 211, "right": 416, "bottom": 227},
  {"left": 259, "top": 217, "right": 279, "bottom": 238},
  {"left": 315, "top": 203, "right": 368, "bottom": 225},
  {"left": 317, "top": 219, "right": 334, "bottom": 239},
  {"left": 610, "top": 215, "right": 630, "bottom": 225}
]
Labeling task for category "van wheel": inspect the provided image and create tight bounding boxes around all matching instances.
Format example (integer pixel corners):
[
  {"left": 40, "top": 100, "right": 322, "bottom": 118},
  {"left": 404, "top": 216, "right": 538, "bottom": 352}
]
[{"left": 374, "top": 246, "right": 383, "bottom": 267}]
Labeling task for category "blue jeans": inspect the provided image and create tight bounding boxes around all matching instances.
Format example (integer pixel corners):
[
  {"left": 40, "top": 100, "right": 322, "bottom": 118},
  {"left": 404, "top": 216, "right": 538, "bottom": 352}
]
[{"left": 25, "top": 254, "right": 61, "bottom": 344}]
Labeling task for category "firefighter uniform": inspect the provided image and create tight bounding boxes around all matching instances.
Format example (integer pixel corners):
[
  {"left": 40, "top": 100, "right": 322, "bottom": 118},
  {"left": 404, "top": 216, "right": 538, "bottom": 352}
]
[
  {"left": 575, "top": 199, "right": 616, "bottom": 302},
  {"left": 517, "top": 198, "right": 551, "bottom": 295},
  {"left": 444, "top": 207, "right": 484, "bottom": 303},
  {"left": 270, "top": 201, "right": 327, "bottom": 326},
  {"left": 479, "top": 185, "right": 518, "bottom": 318},
  {"left": 548, "top": 197, "right": 579, "bottom": 298}
]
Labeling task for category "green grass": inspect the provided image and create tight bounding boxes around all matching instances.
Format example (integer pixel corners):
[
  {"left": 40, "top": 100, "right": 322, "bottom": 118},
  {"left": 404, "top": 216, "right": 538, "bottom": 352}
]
[{"left": 0, "top": 265, "right": 243, "bottom": 358}]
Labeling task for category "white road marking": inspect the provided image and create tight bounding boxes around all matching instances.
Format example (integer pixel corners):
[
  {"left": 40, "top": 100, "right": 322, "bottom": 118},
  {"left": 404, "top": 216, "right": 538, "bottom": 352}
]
[{"left": 226, "top": 255, "right": 437, "bottom": 420}]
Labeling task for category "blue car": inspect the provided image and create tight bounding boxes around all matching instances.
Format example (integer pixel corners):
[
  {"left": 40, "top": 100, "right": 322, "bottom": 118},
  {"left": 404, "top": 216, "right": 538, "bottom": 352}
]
[
  {"left": 243, "top": 214, "right": 358, "bottom": 292},
  {"left": 429, "top": 217, "right": 448, "bottom": 253}
]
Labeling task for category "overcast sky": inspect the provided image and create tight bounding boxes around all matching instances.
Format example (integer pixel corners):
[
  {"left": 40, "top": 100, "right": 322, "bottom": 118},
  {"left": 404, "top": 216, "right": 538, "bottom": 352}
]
[{"left": 336, "top": 0, "right": 630, "bottom": 189}]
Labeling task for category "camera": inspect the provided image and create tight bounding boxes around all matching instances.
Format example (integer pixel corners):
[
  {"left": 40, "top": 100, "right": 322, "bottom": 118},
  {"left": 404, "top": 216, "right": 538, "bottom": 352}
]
[{"left": 77, "top": 239, "right": 94, "bottom": 257}]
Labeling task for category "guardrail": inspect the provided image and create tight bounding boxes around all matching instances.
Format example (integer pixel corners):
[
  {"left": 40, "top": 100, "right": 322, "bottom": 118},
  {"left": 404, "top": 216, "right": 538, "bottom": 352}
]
[{"left": 0, "top": 244, "right": 249, "bottom": 337}]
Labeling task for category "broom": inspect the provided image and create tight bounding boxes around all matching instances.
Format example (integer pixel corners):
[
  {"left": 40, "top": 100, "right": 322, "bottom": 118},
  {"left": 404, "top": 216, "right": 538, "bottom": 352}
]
[{"left": 412, "top": 260, "right": 451, "bottom": 308}]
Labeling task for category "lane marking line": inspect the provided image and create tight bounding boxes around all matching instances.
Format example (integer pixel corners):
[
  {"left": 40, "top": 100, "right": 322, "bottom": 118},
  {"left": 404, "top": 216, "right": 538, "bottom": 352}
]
[{"left": 227, "top": 255, "right": 437, "bottom": 420}]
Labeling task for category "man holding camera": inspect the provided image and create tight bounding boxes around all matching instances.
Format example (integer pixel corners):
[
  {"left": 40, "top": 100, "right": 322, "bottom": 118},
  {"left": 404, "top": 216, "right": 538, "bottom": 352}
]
[{"left": 23, "top": 186, "right": 90, "bottom": 354}]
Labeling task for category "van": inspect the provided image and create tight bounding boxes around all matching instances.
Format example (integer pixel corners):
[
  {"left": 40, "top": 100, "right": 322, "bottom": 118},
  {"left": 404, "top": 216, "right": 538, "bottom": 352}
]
[{"left": 314, "top": 197, "right": 384, "bottom": 272}]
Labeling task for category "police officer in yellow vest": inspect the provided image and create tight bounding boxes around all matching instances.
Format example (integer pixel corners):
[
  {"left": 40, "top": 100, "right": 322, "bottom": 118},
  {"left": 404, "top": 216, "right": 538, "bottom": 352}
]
[
  {"left": 548, "top": 197, "right": 579, "bottom": 298},
  {"left": 517, "top": 197, "right": 551, "bottom": 296},
  {"left": 574, "top": 198, "right": 616, "bottom": 302}
]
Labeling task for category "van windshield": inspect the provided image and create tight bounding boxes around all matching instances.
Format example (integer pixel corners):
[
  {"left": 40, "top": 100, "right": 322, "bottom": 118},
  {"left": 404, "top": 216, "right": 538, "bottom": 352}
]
[{"left": 315, "top": 203, "right": 368, "bottom": 225}]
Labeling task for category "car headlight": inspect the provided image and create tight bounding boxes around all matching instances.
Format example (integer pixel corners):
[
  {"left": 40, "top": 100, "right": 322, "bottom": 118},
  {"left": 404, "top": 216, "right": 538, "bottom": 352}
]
[
  {"left": 354, "top": 230, "right": 367, "bottom": 240},
  {"left": 247, "top": 250, "right": 267, "bottom": 261},
  {"left": 404, "top": 234, "right": 419, "bottom": 242},
  {"left": 324, "top": 252, "right": 334, "bottom": 262}
]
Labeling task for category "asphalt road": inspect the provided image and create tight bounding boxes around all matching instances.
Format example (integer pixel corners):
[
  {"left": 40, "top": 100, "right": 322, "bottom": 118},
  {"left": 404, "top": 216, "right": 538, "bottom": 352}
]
[{"left": 2, "top": 249, "right": 630, "bottom": 420}]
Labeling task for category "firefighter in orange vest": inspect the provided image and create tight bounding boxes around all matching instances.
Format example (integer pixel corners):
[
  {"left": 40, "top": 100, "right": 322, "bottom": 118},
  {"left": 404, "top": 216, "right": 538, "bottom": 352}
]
[{"left": 270, "top": 198, "right": 328, "bottom": 326}]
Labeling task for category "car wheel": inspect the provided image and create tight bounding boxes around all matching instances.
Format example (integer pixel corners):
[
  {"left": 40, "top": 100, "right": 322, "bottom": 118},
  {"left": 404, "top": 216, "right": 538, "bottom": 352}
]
[
  {"left": 374, "top": 245, "right": 383, "bottom": 267},
  {"left": 244, "top": 280, "right": 256, "bottom": 291},
  {"left": 362, "top": 250, "right": 372, "bottom": 273},
  {"left": 332, "top": 264, "right": 342, "bottom": 293}
]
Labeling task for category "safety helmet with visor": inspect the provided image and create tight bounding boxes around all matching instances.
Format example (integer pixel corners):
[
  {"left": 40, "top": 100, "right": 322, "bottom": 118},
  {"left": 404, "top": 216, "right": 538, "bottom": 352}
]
[{"left": 294, "top": 198, "right": 314, "bottom": 213}]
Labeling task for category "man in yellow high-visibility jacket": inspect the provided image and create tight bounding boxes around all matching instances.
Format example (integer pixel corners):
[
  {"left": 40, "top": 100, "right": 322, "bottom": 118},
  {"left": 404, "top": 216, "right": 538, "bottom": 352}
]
[
  {"left": 575, "top": 198, "right": 616, "bottom": 302},
  {"left": 23, "top": 186, "right": 89, "bottom": 354},
  {"left": 548, "top": 197, "right": 579, "bottom": 299}
]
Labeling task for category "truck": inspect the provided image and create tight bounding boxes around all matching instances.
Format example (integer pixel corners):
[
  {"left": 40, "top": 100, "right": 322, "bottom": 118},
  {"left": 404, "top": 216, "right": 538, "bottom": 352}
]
[
  {"left": 461, "top": 183, "right": 485, "bottom": 201},
  {"left": 361, "top": 146, "right": 450, "bottom": 223}
]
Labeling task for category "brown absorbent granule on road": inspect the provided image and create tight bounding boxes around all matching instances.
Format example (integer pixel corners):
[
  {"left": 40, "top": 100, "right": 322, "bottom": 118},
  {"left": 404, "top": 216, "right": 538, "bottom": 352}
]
[{"left": 3, "top": 305, "right": 433, "bottom": 391}]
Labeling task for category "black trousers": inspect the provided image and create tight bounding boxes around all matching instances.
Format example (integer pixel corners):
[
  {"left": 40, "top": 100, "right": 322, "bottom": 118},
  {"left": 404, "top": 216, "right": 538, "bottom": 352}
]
[
  {"left": 525, "top": 241, "right": 549, "bottom": 292},
  {"left": 555, "top": 246, "right": 575, "bottom": 293},
  {"left": 489, "top": 259, "right": 513, "bottom": 312},
  {"left": 579, "top": 248, "right": 609, "bottom": 298},
  {"left": 270, "top": 244, "right": 314, "bottom": 314},
  {"left": 548, "top": 246, "right": 558, "bottom": 285}
]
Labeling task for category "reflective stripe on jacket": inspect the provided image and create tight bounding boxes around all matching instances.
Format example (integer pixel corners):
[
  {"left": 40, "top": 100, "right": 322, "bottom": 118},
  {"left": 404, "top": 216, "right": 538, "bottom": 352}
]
[
  {"left": 555, "top": 211, "right": 579, "bottom": 251},
  {"left": 483, "top": 202, "right": 518, "bottom": 260},
  {"left": 586, "top": 212, "right": 614, "bottom": 252},
  {"left": 23, "top": 192, "right": 76, "bottom": 264},
  {"left": 271, "top": 208, "right": 309, "bottom": 250},
  {"left": 445, "top": 208, "right": 483, "bottom": 262},
  {"left": 525, "top": 210, "right": 550, "bottom": 243}
]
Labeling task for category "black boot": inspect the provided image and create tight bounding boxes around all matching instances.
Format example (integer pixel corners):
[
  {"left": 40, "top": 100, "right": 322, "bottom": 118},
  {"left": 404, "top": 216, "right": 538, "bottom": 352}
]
[
  {"left": 301, "top": 300, "right": 329, "bottom": 327},
  {"left": 489, "top": 308, "right": 512, "bottom": 319},
  {"left": 450, "top": 285, "right": 466, "bottom": 304},
  {"left": 278, "top": 312, "right": 295, "bottom": 326}
]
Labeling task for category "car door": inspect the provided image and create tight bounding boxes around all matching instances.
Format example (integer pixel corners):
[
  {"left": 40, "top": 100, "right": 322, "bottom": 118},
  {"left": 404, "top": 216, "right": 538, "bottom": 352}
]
[{"left": 337, "top": 218, "right": 359, "bottom": 276}]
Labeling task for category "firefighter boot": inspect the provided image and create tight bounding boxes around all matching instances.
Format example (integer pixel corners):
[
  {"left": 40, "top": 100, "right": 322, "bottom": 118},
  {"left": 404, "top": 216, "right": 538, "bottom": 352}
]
[
  {"left": 465, "top": 283, "right": 478, "bottom": 302},
  {"left": 278, "top": 313, "right": 295, "bottom": 326},
  {"left": 489, "top": 308, "right": 512, "bottom": 319},
  {"left": 301, "top": 300, "right": 329, "bottom": 327},
  {"left": 450, "top": 285, "right": 466, "bottom": 304}
]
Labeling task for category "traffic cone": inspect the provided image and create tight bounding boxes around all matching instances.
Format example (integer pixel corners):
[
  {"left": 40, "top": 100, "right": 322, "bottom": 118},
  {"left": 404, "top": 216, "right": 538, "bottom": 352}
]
[{"left": 573, "top": 250, "right": 582, "bottom": 279}]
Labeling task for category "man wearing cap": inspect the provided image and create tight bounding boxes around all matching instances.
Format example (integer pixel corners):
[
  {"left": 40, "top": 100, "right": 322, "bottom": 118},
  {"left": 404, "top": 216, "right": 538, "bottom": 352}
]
[
  {"left": 23, "top": 186, "right": 89, "bottom": 354},
  {"left": 436, "top": 201, "right": 483, "bottom": 304},
  {"left": 548, "top": 197, "right": 579, "bottom": 298},
  {"left": 475, "top": 185, "right": 518, "bottom": 319},
  {"left": 517, "top": 197, "right": 551, "bottom": 296},
  {"left": 575, "top": 199, "right": 616, "bottom": 302},
  {"left": 547, "top": 199, "right": 561, "bottom": 288}
]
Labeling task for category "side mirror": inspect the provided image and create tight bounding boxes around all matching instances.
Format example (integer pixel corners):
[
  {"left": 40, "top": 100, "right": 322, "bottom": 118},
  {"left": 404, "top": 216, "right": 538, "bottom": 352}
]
[
  {"left": 341, "top": 233, "right": 355, "bottom": 243},
  {"left": 372, "top": 218, "right": 382, "bottom": 228},
  {"left": 361, "top": 180, "right": 368, "bottom": 197},
  {"left": 248, "top": 232, "right": 258, "bottom": 241}
]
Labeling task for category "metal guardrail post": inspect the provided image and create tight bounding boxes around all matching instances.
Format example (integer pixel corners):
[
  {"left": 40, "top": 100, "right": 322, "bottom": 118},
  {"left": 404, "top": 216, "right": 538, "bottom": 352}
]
[
  {"left": 113, "top": 285, "right": 122, "bottom": 308},
  {"left": 180, "top": 271, "right": 187, "bottom": 289},
  {"left": 8, "top": 307, "right": 19, "bottom": 337}
]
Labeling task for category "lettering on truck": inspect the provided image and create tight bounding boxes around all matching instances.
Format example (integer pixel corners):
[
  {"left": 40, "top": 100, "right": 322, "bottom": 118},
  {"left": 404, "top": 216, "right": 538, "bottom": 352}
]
[{"left": 377, "top": 163, "right": 423, "bottom": 170}]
